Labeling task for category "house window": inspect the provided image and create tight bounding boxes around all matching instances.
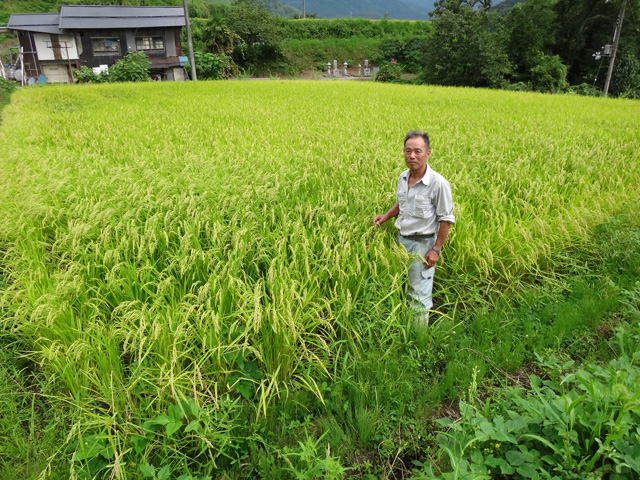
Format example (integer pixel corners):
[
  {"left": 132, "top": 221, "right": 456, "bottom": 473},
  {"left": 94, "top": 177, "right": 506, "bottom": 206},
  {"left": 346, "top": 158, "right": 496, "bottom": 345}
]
[
  {"left": 92, "top": 37, "right": 120, "bottom": 55},
  {"left": 136, "top": 36, "right": 164, "bottom": 52}
]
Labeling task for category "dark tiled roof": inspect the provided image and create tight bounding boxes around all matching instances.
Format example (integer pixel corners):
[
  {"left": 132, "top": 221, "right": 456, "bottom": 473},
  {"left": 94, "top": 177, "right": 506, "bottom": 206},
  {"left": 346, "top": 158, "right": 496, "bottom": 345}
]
[
  {"left": 59, "top": 5, "right": 185, "bottom": 29},
  {"left": 7, "top": 13, "right": 63, "bottom": 34},
  {"left": 8, "top": 6, "right": 185, "bottom": 33}
]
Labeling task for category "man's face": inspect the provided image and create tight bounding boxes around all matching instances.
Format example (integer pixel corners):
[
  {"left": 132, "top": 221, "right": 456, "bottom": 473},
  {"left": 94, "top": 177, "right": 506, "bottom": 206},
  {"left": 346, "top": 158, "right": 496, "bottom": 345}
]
[{"left": 404, "top": 136, "right": 431, "bottom": 173}]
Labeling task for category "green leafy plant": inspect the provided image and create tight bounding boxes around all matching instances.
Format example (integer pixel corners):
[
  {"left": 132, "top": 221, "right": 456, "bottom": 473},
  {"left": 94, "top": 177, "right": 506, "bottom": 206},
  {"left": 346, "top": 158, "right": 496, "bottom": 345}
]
[
  {"left": 374, "top": 61, "right": 404, "bottom": 83},
  {"left": 0, "top": 77, "right": 15, "bottom": 95},
  {"left": 225, "top": 350, "right": 263, "bottom": 400},
  {"left": 108, "top": 52, "right": 151, "bottom": 82},
  {"left": 74, "top": 52, "right": 151, "bottom": 84},
  {"left": 428, "top": 353, "right": 640, "bottom": 479},
  {"left": 281, "top": 432, "right": 349, "bottom": 480},
  {"left": 73, "top": 65, "right": 108, "bottom": 84},
  {"left": 568, "top": 83, "right": 600, "bottom": 96},
  {"left": 186, "top": 51, "right": 236, "bottom": 80},
  {"left": 131, "top": 396, "right": 243, "bottom": 474},
  {"left": 70, "top": 431, "right": 116, "bottom": 479}
]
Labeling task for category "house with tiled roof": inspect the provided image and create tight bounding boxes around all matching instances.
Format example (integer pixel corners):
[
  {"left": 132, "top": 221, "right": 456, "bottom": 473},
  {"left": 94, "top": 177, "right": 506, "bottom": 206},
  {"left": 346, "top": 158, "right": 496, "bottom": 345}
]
[{"left": 8, "top": 5, "right": 187, "bottom": 83}]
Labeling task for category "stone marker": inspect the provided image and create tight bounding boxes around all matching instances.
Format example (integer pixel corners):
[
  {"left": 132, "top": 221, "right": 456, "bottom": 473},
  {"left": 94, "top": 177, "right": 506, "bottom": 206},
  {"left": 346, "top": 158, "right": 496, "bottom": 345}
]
[
  {"left": 343, "top": 62, "right": 348, "bottom": 76},
  {"left": 327, "top": 62, "right": 331, "bottom": 76}
]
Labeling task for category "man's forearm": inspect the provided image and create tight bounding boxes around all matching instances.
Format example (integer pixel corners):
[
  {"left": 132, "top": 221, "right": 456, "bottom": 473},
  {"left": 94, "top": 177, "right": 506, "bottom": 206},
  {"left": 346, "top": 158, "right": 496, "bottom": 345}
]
[
  {"left": 384, "top": 202, "right": 400, "bottom": 222},
  {"left": 424, "top": 221, "right": 451, "bottom": 266},
  {"left": 434, "top": 221, "right": 450, "bottom": 251},
  {"left": 373, "top": 202, "right": 399, "bottom": 227}
]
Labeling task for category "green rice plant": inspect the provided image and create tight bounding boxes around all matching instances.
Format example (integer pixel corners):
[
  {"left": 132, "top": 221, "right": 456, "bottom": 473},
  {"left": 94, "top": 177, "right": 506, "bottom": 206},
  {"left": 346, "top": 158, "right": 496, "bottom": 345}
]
[{"left": 0, "top": 81, "right": 638, "bottom": 477}]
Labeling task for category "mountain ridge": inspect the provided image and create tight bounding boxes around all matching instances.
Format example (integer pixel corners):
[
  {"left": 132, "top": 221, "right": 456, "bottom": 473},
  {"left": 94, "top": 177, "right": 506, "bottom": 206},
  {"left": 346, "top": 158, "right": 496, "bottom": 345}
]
[
  {"left": 279, "top": 0, "right": 515, "bottom": 19},
  {"left": 279, "top": 0, "right": 430, "bottom": 19}
]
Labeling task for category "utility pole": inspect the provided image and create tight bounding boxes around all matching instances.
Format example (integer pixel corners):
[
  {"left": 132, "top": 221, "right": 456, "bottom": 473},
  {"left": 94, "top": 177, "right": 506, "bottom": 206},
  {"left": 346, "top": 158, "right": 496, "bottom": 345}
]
[
  {"left": 183, "top": 0, "right": 197, "bottom": 81},
  {"left": 603, "top": 0, "right": 628, "bottom": 97},
  {"left": 303, "top": 0, "right": 306, "bottom": 18}
]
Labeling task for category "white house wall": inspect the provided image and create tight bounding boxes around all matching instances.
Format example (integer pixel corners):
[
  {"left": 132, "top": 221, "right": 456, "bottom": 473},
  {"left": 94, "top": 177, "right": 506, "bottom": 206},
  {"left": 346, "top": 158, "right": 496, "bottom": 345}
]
[{"left": 34, "top": 33, "right": 79, "bottom": 60}]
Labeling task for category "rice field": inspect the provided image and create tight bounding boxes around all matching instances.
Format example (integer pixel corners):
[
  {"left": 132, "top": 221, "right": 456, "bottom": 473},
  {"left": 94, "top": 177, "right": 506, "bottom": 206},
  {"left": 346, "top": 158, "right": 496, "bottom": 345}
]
[{"left": 0, "top": 81, "right": 638, "bottom": 477}]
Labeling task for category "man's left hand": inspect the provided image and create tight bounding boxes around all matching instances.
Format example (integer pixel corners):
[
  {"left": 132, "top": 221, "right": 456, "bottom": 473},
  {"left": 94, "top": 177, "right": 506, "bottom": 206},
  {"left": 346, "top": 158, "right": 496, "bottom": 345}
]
[{"left": 424, "top": 249, "right": 439, "bottom": 268}]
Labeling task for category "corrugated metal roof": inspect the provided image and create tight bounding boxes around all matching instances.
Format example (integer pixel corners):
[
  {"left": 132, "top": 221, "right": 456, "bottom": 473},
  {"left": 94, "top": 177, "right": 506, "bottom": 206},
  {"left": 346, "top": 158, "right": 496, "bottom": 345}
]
[
  {"left": 7, "top": 13, "right": 63, "bottom": 35},
  {"left": 59, "top": 5, "right": 186, "bottom": 30}
]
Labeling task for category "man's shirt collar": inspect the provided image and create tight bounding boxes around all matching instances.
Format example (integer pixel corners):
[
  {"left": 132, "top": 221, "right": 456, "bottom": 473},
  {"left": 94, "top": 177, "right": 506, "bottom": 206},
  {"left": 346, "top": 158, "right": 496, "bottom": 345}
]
[{"left": 401, "top": 165, "right": 431, "bottom": 186}]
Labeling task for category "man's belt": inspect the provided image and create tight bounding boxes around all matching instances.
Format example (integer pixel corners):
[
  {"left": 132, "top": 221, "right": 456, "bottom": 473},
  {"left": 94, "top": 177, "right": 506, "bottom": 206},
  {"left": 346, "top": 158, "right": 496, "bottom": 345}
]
[{"left": 400, "top": 233, "right": 435, "bottom": 241}]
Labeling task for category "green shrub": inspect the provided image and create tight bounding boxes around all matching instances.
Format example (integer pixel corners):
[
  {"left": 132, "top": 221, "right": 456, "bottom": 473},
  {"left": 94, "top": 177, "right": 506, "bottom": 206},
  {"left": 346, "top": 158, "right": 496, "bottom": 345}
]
[
  {"left": 373, "top": 37, "right": 429, "bottom": 74},
  {"left": 281, "top": 432, "right": 349, "bottom": 479},
  {"left": 529, "top": 51, "right": 569, "bottom": 94},
  {"left": 71, "top": 397, "right": 244, "bottom": 479},
  {"left": 73, "top": 65, "right": 107, "bottom": 84},
  {"left": 401, "top": 37, "right": 429, "bottom": 74},
  {"left": 506, "top": 81, "right": 532, "bottom": 92},
  {"left": 0, "top": 77, "right": 15, "bottom": 94},
  {"left": 74, "top": 54, "right": 151, "bottom": 83},
  {"left": 611, "top": 50, "right": 640, "bottom": 99},
  {"left": 569, "top": 83, "right": 600, "bottom": 96},
  {"left": 108, "top": 52, "right": 151, "bottom": 83},
  {"left": 374, "top": 61, "right": 403, "bottom": 83},
  {"left": 379, "top": 39, "right": 403, "bottom": 62},
  {"left": 186, "top": 51, "right": 237, "bottom": 80}
]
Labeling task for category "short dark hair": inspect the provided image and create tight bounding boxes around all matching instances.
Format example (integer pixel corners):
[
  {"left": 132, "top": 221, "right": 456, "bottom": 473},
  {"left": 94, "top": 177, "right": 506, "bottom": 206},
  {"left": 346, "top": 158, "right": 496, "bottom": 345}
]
[{"left": 404, "top": 130, "right": 430, "bottom": 150}]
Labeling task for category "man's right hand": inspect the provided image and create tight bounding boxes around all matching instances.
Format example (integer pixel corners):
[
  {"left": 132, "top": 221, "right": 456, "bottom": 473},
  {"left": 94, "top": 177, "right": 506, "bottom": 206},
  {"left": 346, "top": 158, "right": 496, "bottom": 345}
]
[{"left": 373, "top": 215, "right": 385, "bottom": 226}]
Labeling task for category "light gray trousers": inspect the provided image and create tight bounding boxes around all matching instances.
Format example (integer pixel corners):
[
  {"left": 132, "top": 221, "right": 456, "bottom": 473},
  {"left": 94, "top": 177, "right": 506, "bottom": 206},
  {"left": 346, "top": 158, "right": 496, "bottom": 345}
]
[{"left": 396, "top": 233, "right": 436, "bottom": 314}]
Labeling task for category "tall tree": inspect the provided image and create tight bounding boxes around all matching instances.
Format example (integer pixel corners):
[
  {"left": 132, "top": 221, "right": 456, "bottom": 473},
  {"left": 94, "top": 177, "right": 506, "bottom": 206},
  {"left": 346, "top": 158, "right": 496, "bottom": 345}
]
[
  {"left": 611, "top": 46, "right": 640, "bottom": 97},
  {"left": 505, "top": 0, "right": 568, "bottom": 92},
  {"left": 506, "top": 0, "right": 556, "bottom": 66},
  {"left": 228, "top": 0, "right": 285, "bottom": 69},
  {"left": 431, "top": 0, "right": 493, "bottom": 17},
  {"left": 228, "top": 0, "right": 283, "bottom": 47},
  {"left": 202, "top": 14, "right": 238, "bottom": 55},
  {"left": 422, "top": 7, "right": 511, "bottom": 87}
]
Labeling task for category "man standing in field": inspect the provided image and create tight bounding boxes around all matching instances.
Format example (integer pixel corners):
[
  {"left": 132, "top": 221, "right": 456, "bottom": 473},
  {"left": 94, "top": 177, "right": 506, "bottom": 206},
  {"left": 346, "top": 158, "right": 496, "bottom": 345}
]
[{"left": 373, "top": 130, "right": 455, "bottom": 327}]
